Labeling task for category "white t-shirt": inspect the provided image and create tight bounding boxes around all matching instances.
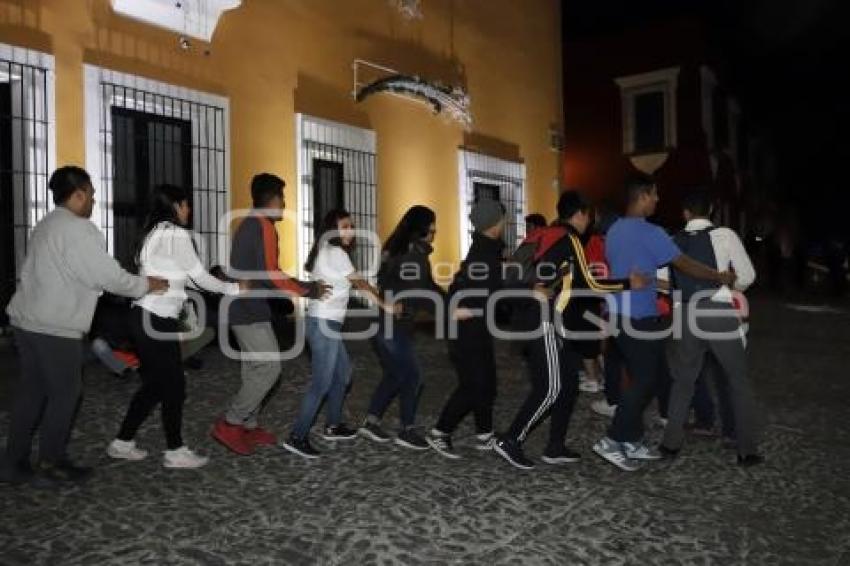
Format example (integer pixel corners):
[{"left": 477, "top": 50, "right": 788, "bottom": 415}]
[
  {"left": 306, "top": 244, "right": 356, "bottom": 322},
  {"left": 135, "top": 222, "right": 239, "bottom": 319}
]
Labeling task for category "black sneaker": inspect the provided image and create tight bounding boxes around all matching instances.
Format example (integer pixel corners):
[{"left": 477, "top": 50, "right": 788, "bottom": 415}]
[
  {"left": 541, "top": 445, "right": 581, "bottom": 465},
  {"left": 322, "top": 424, "right": 358, "bottom": 441},
  {"left": 493, "top": 436, "right": 535, "bottom": 470},
  {"left": 658, "top": 444, "right": 680, "bottom": 460},
  {"left": 358, "top": 421, "right": 391, "bottom": 443},
  {"left": 737, "top": 454, "right": 764, "bottom": 467},
  {"left": 425, "top": 429, "right": 460, "bottom": 460},
  {"left": 281, "top": 435, "right": 320, "bottom": 459},
  {"left": 35, "top": 459, "right": 93, "bottom": 486},
  {"left": 0, "top": 459, "right": 34, "bottom": 485},
  {"left": 394, "top": 429, "right": 429, "bottom": 451}
]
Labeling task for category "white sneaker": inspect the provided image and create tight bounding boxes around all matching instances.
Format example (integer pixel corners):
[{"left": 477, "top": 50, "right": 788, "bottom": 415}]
[
  {"left": 474, "top": 432, "right": 495, "bottom": 451},
  {"left": 591, "top": 400, "right": 617, "bottom": 418},
  {"left": 163, "top": 446, "right": 209, "bottom": 469},
  {"left": 623, "top": 442, "right": 662, "bottom": 461},
  {"left": 592, "top": 437, "right": 639, "bottom": 472},
  {"left": 107, "top": 439, "right": 148, "bottom": 461}
]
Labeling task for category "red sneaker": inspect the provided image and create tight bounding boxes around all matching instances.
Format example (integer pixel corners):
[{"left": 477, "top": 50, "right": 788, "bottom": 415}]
[
  {"left": 211, "top": 418, "right": 254, "bottom": 455},
  {"left": 244, "top": 426, "right": 277, "bottom": 447}
]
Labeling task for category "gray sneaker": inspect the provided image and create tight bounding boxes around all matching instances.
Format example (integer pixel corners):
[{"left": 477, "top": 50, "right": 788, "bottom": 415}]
[
  {"left": 593, "top": 437, "right": 640, "bottom": 472},
  {"left": 623, "top": 441, "right": 662, "bottom": 461}
]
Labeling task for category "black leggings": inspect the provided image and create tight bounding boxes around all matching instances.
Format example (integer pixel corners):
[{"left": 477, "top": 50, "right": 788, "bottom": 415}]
[{"left": 117, "top": 308, "right": 186, "bottom": 450}]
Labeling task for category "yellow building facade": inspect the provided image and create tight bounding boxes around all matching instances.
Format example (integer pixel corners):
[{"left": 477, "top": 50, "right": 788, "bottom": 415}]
[{"left": 0, "top": 0, "right": 562, "bottom": 282}]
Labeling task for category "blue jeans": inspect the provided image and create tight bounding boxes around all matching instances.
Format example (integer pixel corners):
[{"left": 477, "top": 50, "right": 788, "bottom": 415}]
[
  {"left": 291, "top": 317, "right": 351, "bottom": 439},
  {"left": 367, "top": 326, "right": 421, "bottom": 429}
]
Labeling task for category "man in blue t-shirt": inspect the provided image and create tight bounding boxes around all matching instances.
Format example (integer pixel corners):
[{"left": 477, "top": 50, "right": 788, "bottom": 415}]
[{"left": 592, "top": 174, "right": 735, "bottom": 471}]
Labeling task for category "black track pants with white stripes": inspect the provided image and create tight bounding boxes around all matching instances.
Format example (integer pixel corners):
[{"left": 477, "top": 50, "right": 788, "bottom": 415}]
[{"left": 506, "top": 322, "right": 582, "bottom": 448}]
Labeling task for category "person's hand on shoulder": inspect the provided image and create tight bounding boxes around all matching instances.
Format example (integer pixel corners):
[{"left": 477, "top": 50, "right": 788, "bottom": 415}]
[
  {"left": 146, "top": 277, "right": 169, "bottom": 294},
  {"left": 303, "top": 280, "right": 331, "bottom": 300}
]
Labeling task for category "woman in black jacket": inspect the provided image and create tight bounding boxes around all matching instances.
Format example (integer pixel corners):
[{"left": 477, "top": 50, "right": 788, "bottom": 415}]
[{"left": 359, "top": 206, "right": 445, "bottom": 449}]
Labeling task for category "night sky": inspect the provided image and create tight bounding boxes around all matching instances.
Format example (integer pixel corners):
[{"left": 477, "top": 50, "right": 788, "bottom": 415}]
[{"left": 563, "top": 0, "right": 849, "bottom": 242}]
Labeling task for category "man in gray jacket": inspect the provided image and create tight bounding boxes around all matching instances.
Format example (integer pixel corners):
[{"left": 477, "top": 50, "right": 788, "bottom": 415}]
[{"left": 1, "top": 166, "right": 167, "bottom": 487}]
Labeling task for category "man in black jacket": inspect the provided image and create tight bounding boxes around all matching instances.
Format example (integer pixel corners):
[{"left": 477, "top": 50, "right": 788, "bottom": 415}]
[
  {"left": 493, "top": 191, "right": 645, "bottom": 470},
  {"left": 427, "top": 200, "right": 507, "bottom": 458}
]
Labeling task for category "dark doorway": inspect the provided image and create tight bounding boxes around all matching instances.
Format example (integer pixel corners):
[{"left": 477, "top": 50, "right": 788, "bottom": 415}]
[
  {"left": 312, "top": 159, "right": 344, "bottom": 240},
  {"left": 111, "top": 108, "right": 192, "bottom": 270},
  {"left": 0, "top": 83, "right": 13, "bottom": 325}
]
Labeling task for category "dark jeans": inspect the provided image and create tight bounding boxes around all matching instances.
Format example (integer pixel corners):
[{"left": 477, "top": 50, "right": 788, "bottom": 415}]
[
  {"left": 608, "top": 316, "right": 668, "bottom": 443},
  {"left": 603, "top": 337, "right": 623, "bottom": 406},
  {"left": 435, "top": 323, "right": 497, "bottom": 435},
  {"left": 367, "top": 326, "right": 421, "bottom": 429},
  {"left": 506, "top": 322, "right": 582, "bottom": 449},
  {"left": 6, "top": 328, "right": 83, "bottom": 464},
  {"left": 604, "top": 335, "right": 670, "bottom": 419},
  {"left": 117, "top": 308, "right": 186, "bottom": 449}
]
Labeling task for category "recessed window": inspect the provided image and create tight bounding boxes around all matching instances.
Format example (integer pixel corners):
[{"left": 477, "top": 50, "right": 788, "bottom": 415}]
[
  {"left": 615, "top": 67, "right": 680, "bottom": 155},
  {"left": 458, "top": 149, "right": 525, "bottom": 255}
]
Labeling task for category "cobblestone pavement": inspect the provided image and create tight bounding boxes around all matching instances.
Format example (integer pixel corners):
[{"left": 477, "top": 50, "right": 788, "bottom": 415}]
[{"left": 1, "top": 297, "right": 849, "bottom": 565}]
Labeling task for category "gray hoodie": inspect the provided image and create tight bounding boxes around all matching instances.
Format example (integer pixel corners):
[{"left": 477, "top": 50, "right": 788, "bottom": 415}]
[{"left": 6, "top": 207, "right": 149, "bottom": 338}]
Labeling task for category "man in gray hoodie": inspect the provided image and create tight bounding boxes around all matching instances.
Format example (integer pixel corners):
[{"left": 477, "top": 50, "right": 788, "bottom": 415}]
[{"left": 1, "top": 166, "right": 167, "bottom": 487}]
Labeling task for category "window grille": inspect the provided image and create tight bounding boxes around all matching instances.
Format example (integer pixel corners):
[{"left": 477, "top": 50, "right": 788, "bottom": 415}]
[
  {"left": 0, "top": 45, "right": 53, "bottom": 324},
  {"left": 458, "top": 149, "right": 526, "bottom": 255},
  {"left": 296, "top": 115, "right": 378, "bottom": 283},
  {"left": 85, "top": 67, "right": 229, "bottom": 269}
]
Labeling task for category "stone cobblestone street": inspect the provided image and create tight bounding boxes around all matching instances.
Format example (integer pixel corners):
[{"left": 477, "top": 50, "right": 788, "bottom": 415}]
[{"left": 1, "top": 296, "right": 849, "bottom": 565}]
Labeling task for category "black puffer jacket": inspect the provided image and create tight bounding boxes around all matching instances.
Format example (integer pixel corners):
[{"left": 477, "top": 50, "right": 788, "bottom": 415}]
[{"left": 378, "top": 240, "right": 446, "bottom": 332}]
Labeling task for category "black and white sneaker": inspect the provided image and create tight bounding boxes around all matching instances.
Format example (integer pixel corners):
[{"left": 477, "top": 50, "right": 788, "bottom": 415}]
[
  {"left": 541, "top": 445, "right": 581, "bottom": 465},
  {"left": 281, "top": 435, "right": 320, "bottom": 459},
  {"left": 322, "top": 424, "right": 359, "bottom": 441},
  {"left": 474, "top": 432, "right": 495, "bottom": 451},
  {"left": 395, "top": 429, "right": 429, "bottom": 451},
  {"left": 358, "top": 421, "right": 391, "bottom": 444},
  {"left": 426, "top": 429, "right": 461, "bottom": 460},
  {"left": 493, "top": 436, "right": 535, "bottom": 470}
]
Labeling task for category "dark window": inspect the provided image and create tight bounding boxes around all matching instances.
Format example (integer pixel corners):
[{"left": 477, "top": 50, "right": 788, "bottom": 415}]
[
  {"left": 0, "top": 83, "right": 13, "bottom": 324},
  {"left": 0, "top": 59, "right": 50, "bottom": 326},
  {"left": 111, "top": 108, "right": 192, "bottom": 270},
  {"left": 633, "top": 91, "right": 666, "bottom": 153},
  {"left": 472, "top": 181, "right": 520, "bottom": 248},
  {"left": 713, "top": 88, "right": 728, "bottom": 150},
  {"left": 473, "top": 181, "right": 500, "bottom": 203},
  {"left": 299, "top": 128, "right": 378, "bottom": 284},
  {"left": 312, "top": 159, "right": 345, "bottom": 240}
]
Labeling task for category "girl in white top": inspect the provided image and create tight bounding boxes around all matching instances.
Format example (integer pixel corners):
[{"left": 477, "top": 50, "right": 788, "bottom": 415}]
[
  {"left": 108, "top": 184, "right": 244, "bottom": 469},
  {"left": 282, "top": 209, "right": 399, "bottom": 459}
]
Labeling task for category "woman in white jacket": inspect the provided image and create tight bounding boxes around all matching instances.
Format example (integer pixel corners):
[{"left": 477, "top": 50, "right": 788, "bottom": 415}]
[{"left": 108, "top": 184, "right": 244, "bottom": 469}]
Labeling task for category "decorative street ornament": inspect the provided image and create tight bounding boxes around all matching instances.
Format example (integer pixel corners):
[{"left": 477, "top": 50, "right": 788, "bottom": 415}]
[
  {"left": 356, "top": 74, "right": 472, "bottom": 129},
  {"left": 111, "top": 0, "right": 241, "bottom": 43},
  {"left": 389, "top": 0, "right": 423, "bottom": 20}
]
